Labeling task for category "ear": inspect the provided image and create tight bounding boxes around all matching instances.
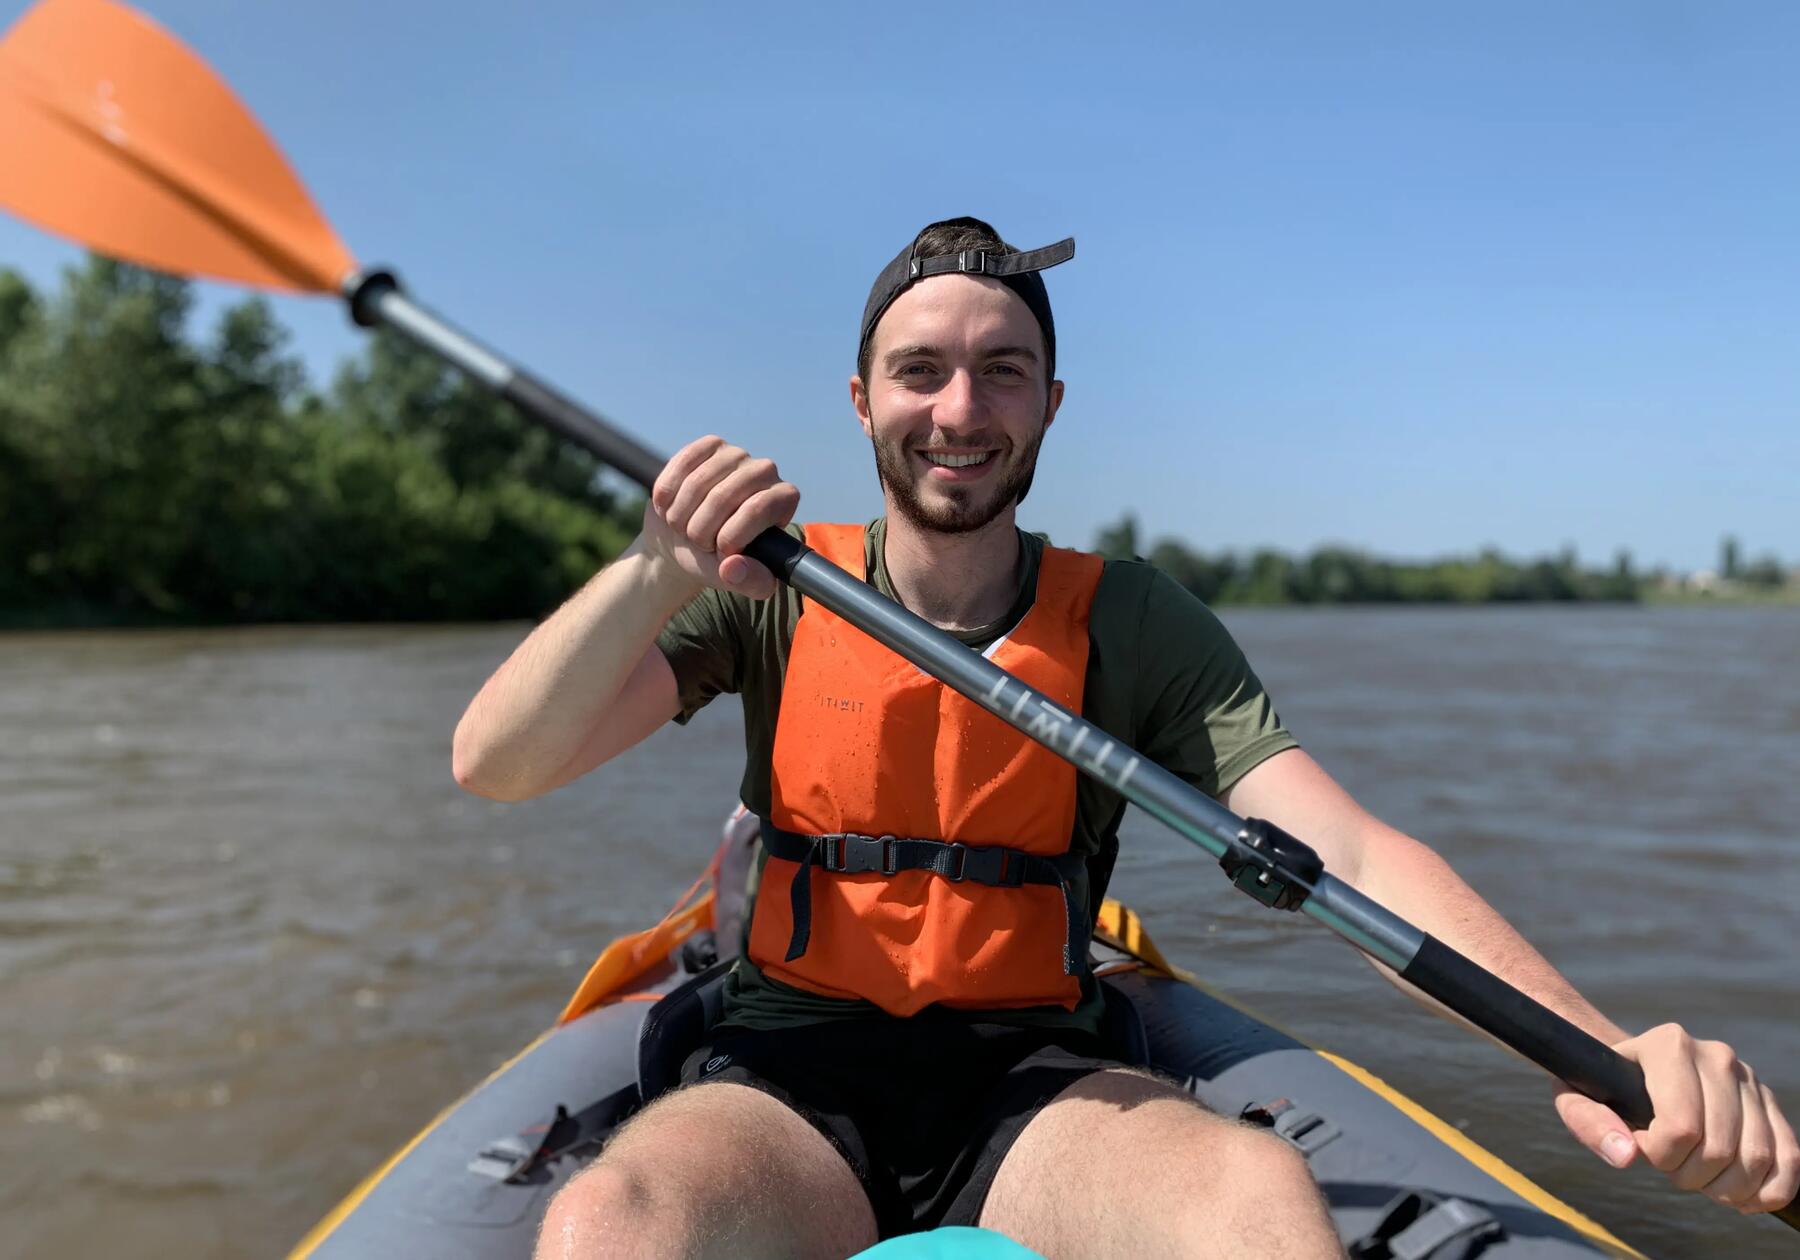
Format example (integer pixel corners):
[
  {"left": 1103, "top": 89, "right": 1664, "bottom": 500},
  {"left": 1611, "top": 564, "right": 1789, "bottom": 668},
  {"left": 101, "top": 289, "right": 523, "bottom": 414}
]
[
  {"left": 1044, "top": 378, "right": 1065, "bottom": 431},
  {"left": 850, "top": 374, "right": 874, "bottom": 438}
]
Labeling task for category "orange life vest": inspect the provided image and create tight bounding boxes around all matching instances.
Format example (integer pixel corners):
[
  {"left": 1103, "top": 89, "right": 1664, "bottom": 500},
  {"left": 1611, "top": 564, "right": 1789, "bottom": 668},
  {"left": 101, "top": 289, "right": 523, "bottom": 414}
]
[{"left": 747, "top": 521, "right": 1105, "bottom": 1016}]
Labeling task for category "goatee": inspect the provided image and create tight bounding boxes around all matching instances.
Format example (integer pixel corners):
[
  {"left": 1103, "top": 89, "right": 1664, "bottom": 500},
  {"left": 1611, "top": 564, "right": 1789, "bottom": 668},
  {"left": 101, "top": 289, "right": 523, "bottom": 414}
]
[{"left": 870, "top": 421, "right": 1047, "bottom": 536}]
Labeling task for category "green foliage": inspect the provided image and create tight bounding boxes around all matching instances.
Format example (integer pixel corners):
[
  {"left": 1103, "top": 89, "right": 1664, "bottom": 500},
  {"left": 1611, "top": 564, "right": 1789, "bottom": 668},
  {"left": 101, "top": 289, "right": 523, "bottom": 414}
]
[
  {"left": 1098, "top": 515, "right": 1652, "bottom": 605},
  {"left": 1739, "top": 555, "right": 1787, "bottom": 589},
  {"left": 0, "top": 257, "right": 634, "bottom": 626},
  {"left": 1093, "top": 512, "right": 1139, "bottom": 561}
]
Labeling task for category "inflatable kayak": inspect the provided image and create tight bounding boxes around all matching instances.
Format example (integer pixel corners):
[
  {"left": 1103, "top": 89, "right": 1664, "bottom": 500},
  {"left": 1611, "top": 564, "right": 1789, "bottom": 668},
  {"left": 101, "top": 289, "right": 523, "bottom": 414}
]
[{"left": 288, "top": 813, "right": 1645, "bottom": 1259}]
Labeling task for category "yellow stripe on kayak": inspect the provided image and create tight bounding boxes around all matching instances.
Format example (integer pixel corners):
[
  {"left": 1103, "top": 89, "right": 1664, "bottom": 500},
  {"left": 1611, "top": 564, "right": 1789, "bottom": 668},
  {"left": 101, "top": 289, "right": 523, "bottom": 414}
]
[
  {"left": 1317, "top": 1051, "right": 1647, "bottom": 1260},
  {"left": 285, "top": 1029, "right": 554, "bottom": 1260}
]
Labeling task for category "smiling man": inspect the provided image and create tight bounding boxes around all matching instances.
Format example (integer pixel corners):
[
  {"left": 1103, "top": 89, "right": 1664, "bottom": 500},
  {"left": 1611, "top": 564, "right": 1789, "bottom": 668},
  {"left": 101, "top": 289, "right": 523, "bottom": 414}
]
[{"left": 453, "top": 218, "right": 1796, "bottom": 1258}]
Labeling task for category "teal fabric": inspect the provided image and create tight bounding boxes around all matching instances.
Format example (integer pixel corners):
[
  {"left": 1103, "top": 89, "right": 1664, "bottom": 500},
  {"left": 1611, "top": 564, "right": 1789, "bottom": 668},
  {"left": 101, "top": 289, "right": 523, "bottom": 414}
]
[{"left": 849, "top": 1226, "right": 1047, "bottom": 1260}]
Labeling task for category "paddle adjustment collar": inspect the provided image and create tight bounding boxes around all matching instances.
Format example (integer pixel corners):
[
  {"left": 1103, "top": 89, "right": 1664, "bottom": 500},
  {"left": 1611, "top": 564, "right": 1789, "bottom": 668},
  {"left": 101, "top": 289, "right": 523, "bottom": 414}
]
[
  {"left": 1221, "top": 818, "right": 1321, "bottom": 912},
  {"left": 343, "top": 266, "right": 406, "bottom": 329}
]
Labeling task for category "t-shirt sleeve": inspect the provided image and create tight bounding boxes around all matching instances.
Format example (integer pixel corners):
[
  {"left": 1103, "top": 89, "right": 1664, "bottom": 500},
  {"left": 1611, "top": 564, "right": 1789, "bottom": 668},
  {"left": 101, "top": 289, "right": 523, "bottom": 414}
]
[
  {"left": 1130, "top": 567, "right": 1297, "bottom": 797},
  {"left": 655, "top": 586, "right": 747, "bottom": 724}
]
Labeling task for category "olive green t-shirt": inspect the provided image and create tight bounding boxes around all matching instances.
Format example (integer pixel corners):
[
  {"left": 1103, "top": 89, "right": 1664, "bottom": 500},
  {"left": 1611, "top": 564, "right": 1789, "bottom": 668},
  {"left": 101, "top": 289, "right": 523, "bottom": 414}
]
[{"left": 655, "top": 518, "right": 1296, "bottom": 1036}]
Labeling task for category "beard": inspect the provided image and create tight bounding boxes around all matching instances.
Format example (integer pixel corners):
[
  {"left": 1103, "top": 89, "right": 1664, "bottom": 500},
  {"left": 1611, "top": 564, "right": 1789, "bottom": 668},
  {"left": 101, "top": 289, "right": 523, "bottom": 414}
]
[{"left": 869, "top": 412, "right": 1049, "bottom": 536}]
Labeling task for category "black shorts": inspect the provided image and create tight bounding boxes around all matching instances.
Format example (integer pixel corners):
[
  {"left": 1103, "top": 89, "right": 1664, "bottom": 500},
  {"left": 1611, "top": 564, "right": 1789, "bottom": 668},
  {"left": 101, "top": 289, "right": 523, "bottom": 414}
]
[{"left": 677, "top": 1017, "right": 1127, "bottom": 1239}]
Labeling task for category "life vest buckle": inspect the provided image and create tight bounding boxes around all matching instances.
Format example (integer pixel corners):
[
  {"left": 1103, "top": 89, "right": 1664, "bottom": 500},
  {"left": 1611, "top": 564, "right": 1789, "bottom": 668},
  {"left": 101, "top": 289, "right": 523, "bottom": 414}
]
[
  {"left": 946, "top": 843, "right": 1015, "bottom": 886},
  {"left": 827, "top": 832, "right": 899, "bottom": 876}
]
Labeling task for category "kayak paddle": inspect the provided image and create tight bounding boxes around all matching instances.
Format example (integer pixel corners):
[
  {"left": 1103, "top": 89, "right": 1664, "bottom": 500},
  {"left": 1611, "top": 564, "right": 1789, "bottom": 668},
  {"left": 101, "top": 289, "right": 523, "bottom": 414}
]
[{"left": 3, "top": 0, "right": 1792, "bottom": 1232}]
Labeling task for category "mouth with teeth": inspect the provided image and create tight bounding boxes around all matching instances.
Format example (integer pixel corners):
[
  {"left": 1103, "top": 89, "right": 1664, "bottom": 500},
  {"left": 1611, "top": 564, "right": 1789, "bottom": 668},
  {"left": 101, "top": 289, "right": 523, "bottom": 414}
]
[{"left": 916, "top": 448, "right": 997, "bottom": 480}]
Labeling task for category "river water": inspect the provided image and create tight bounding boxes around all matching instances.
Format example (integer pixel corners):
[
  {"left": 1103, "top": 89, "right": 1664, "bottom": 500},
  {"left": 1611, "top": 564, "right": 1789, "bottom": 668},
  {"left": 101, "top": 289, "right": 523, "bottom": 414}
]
[{"left": 2, "top": 608, "right": 1795, "bottom": 1259}]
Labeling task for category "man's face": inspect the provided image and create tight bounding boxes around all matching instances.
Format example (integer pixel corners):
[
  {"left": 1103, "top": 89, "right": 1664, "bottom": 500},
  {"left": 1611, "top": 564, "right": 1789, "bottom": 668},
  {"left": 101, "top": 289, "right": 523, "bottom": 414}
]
[{"left": 852, "top": 274, "right": 1063, "bottom": 535}]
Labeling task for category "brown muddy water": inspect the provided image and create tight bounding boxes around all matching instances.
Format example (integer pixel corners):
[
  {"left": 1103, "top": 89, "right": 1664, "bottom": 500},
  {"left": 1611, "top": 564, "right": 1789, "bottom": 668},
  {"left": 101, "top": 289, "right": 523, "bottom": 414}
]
[{"left": 2, "top": 608, "right": 1795, "bottom": 1259}]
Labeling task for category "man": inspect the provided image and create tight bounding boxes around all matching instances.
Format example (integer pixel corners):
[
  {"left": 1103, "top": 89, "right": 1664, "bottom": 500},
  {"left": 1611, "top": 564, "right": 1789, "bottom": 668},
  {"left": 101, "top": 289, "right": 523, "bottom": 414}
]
[{"left": 453, "top": 218, "right": 1797, "bottom": 1259}]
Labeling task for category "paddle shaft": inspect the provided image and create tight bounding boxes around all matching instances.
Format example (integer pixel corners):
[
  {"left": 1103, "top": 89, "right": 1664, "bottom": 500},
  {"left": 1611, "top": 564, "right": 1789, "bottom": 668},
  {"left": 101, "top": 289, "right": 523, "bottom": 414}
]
[{"left": 351, "top": 271, "right": 1798, "bottom": 1230}]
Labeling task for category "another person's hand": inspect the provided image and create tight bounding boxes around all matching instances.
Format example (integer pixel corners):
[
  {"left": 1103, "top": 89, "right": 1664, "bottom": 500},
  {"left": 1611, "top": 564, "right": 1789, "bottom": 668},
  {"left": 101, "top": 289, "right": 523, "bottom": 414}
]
[
  {"left": 642, "top": 435, "right": 800, "bottom": 600},
  {"left": 1553, "top": 1023, "right": 1799, "bottom": 1213}
]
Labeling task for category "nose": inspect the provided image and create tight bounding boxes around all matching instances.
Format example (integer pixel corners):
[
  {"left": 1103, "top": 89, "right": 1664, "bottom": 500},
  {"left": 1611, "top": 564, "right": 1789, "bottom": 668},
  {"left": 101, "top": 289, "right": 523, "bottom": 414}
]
[{"left": 932, "top": 367, "right": 985, "bottom": 433}]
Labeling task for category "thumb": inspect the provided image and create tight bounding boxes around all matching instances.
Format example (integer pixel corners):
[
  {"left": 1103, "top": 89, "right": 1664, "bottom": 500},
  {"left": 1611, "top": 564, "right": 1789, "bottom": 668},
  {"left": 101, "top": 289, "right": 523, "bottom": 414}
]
[
  {"left": 718, "top": 554, "right": 774, "bottom": 599},
  {"left": 1554, "top": 1085, "right": 1639, "bottom": 1169}
]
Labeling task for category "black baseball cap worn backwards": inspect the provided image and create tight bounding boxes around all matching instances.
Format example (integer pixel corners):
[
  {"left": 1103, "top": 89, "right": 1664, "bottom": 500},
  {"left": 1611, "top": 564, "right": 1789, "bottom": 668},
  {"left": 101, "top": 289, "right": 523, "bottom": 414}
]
[{"left": 858, "top": 217, "right": 1076, "bottom": 377}]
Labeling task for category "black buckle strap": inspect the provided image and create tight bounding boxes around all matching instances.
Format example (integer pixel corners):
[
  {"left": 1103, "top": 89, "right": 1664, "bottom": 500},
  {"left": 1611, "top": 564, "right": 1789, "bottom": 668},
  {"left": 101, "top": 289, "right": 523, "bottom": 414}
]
[
  {"left": 1348, "top": 1190, "right": 1503, "bottom": 1260},
  {"left": 761, "top": 820, "right": 1087, "bottom": 976},
  {"left": 826, "top": 833, "right": 899, "bottom": 876},
  {"left": 906, "top": 237, "right": 1075, "bottom": 284}
]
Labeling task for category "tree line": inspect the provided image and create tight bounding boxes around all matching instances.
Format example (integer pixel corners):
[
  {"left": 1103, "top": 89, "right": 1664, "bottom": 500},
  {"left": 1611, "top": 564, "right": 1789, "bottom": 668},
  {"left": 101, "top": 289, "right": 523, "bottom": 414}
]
[
  {"left": 1, "top": 257, "right": 1787, "bottom": 626},
  {"left": 1091, "top": 516, "right": 1766, "bottom": 606},
  {"left": 0, "top": 258, "right": 635, "bottom": 626}
]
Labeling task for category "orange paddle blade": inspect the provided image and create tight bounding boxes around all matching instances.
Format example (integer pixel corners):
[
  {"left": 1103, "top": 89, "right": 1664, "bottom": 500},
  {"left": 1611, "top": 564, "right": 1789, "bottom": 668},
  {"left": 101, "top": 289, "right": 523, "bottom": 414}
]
[{"left": 0, "top": 0, "right": 354, "bottom": 293}]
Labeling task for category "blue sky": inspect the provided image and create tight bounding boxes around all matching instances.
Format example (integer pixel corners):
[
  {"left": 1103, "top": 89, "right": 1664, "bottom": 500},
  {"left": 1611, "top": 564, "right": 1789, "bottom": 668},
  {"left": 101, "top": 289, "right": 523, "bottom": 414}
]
[{"left": 3, "top": 0, "right": 1795, "bottom": 572}]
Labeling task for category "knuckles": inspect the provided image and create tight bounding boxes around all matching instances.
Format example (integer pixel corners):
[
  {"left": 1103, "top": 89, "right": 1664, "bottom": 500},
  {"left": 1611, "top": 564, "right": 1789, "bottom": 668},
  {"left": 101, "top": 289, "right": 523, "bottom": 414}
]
[
  {"left": 1697, "top": 1039, "right": 1738, "bottom": 1076},
  {"left": 1643, "top": 1022, "right": 1693, "bottom": 1055},
  {"left": 651, "top": 438, "right": 797, "bottom": 570},
  {"left": 1646, "top": 1120, "right": 1702, "bottom": 1169},
  {"left": 1696, "top": 1138, "right": 1738, "bottom": 1171}
]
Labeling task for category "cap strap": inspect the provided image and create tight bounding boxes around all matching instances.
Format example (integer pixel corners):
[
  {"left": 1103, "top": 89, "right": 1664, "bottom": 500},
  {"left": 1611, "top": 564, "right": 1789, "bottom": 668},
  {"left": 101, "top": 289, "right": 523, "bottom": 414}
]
[{"left": 906, "top": 237, "right": 1075, "bottom": 282}]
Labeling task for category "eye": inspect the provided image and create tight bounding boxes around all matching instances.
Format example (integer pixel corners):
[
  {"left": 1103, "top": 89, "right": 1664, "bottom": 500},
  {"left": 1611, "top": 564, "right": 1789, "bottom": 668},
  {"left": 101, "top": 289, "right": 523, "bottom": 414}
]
[
  {"left": 986, "top": 363, "right": 1024, "bottom": 377},
  {"left": 898, "top": 362, "right": 935, "bottom": 377}
]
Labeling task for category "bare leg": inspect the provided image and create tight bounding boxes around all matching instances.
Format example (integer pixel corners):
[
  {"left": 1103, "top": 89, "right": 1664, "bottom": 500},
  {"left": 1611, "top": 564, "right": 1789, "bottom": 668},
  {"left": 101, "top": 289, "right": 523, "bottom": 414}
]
[
  {"left": 981, "top": 1069, "right": 1344, "bottom": 1259},
  {"left": 536, "top": 1081, "right": 878, "bottom": 1260}
]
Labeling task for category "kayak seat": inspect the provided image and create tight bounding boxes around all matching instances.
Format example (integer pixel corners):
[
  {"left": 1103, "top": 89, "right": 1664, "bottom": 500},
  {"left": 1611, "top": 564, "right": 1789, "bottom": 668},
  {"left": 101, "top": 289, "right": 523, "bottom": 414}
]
[{"left": 636, "top": 956, "right": 733, "bottom": 1106}]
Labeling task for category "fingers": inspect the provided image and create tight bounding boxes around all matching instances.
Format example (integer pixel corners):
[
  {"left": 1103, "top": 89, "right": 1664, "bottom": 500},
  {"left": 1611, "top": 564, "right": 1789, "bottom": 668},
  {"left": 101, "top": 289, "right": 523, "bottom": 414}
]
[
  {"left": 1663, "top": 1039, "right": 1740, "bottom": 1192},
  {"left": 1553, "top": 1087, "right": 1637, "bottom": 1168},
  {"left": 1710, "top": 1075, "right": 1800, "bottom": 1215},
  {"left": 652, "top": 434, "right": 726, "bottom": 515},
  {"left": 647, "top": 436, "right": 799, "bottom": 600},
  {"left": 716, "top": 483, "right": 801, "bottom": 561},
  {"left": 1700, "top": 1067, "right": 1771, "bottom": 1209},
  {"left": 686, "top": 457, "right": 784, "bottom": 552},
  {"left": 662, "top": 440, "right": 752, "bottom": 545},
  {"left": 717, "top": 552, "right": 777, "bottom": 600},
  {"left": 1610, "top": 1024, "right": 1800, "bottom": 1217},
  {"left": 712, "top": 484, "right": 801, "bottom": 599},
  {"left": 1630, "top": 1024, "right": 1706, "bottom": 1176},
  {"left": 1758, "top": 1082, "right": 1800, "bottom": 1213}
]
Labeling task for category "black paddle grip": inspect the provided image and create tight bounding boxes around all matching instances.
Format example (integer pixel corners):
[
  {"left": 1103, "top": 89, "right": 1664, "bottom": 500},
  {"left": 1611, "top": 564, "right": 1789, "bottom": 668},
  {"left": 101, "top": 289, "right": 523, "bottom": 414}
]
[
  {"left": 744, "top": 528, "right": 806, "bottom": 584},
  {"left": 1402, "top": 936, "right": 1654, "bottom": 1125}
]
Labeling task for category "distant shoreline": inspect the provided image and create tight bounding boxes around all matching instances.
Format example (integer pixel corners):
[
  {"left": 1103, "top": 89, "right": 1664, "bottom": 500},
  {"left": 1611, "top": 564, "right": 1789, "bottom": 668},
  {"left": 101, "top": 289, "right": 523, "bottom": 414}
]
[
  {"left": 6, "top": 594, "right": 1796, "bottom": 633},
  {"left": 1642, "top": 587, "right": 1800, "bottom": 607}
]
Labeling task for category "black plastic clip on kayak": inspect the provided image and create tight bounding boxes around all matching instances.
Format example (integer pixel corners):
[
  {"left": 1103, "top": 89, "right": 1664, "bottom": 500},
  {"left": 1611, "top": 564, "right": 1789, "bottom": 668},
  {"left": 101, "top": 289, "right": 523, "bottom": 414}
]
[
  {"left": 1221, "top": 818, "right": 1321, "bottom": 911},
  {"left": 468, "top": 1084, "right": 639, "bottom": 1184}
]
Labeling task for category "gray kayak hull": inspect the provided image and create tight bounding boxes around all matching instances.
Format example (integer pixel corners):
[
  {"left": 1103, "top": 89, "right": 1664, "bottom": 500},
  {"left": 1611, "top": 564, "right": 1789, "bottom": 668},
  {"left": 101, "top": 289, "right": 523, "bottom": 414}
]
[{"left": 290, "top": 927, "right": 1641, "bottom": 1259}]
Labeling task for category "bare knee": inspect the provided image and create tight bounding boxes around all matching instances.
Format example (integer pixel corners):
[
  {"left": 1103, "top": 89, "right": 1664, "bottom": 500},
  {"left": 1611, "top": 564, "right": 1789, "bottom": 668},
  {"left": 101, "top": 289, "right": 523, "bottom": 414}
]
[
  {"left": 533, "top": 1083, "right": 875, "bottom": 1260},
  {"left": 539, "top": 1160, "right": 673, "bottom": 1260},
  {"left": 984, "top": 1072, "right": 1340, "bottom": 1258},
  {"left": 1179, "top": 1124, "right": 1339, "bottom": 1252},
  {"left": 1215, "top": 1122, "right": 1318, "bottom": 1188}
]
